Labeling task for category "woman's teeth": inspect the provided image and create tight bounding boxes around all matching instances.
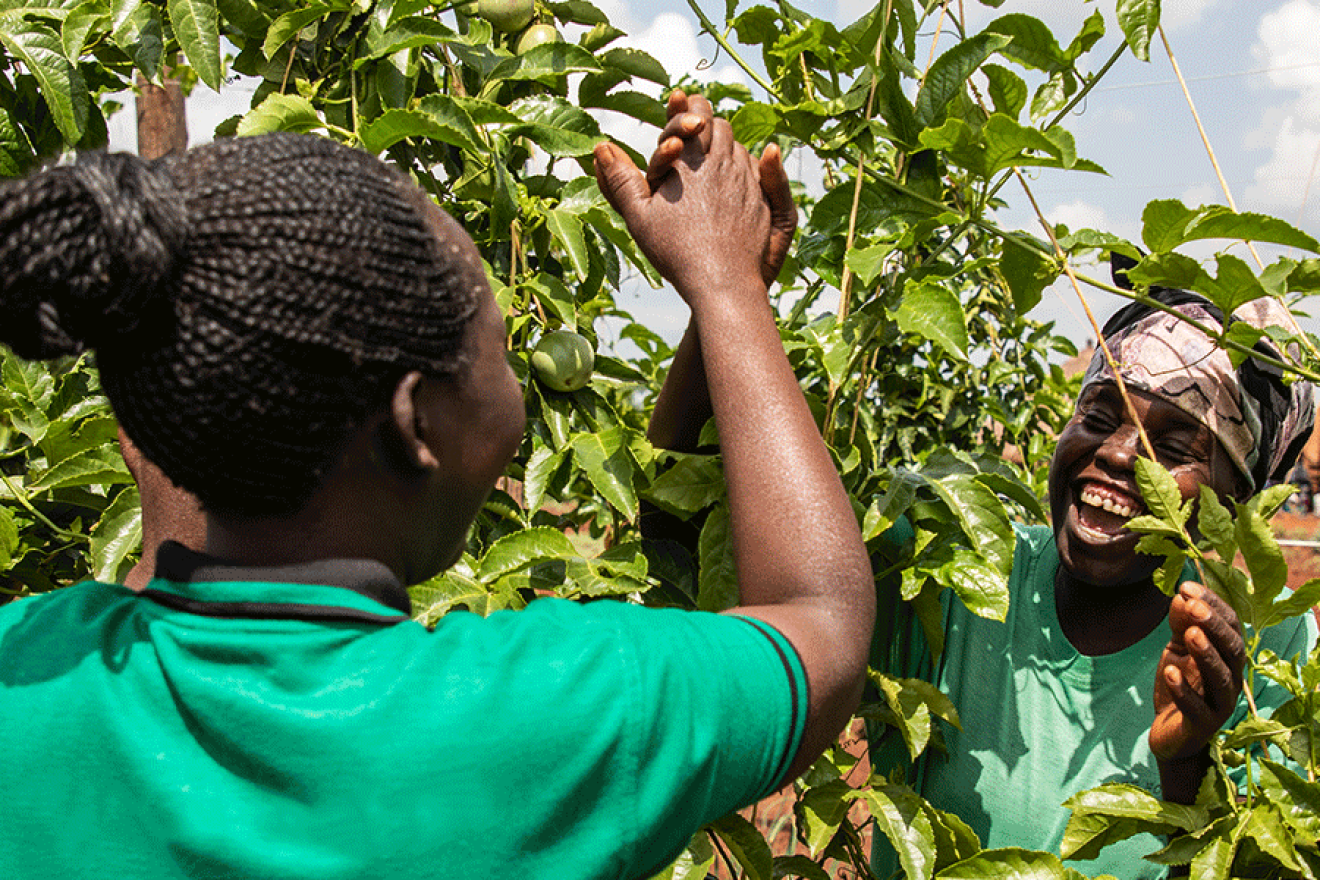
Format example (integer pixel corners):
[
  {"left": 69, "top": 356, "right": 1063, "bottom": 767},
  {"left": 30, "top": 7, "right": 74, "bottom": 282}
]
[{"left": 1080, "top": 488, "right": 1136, "bottom": 519}]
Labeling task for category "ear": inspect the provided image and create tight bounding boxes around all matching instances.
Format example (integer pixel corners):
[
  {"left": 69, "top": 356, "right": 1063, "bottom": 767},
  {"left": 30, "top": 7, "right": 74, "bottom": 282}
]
[{"left": 383, "top": 371, "right": 441, "bottom": 473}]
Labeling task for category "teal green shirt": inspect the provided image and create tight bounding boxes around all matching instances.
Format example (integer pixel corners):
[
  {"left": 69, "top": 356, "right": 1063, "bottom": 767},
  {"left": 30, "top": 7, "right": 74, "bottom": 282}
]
[
  {"left": 871, "top": 523, "right": 1316, "bottom": 878},
  {"left": 0, "top": 549, "right": 806, "bottom": 880}
]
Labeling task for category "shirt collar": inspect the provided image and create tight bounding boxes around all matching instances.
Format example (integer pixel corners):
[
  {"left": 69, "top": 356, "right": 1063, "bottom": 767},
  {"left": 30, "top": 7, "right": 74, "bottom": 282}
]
[{"left": 151, "top": 541, "right": 413, "bottom": 618}]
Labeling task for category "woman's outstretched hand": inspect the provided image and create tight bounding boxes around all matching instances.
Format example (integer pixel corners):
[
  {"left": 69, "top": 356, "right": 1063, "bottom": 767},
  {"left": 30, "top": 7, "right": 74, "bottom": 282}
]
[
  {"left": 1151, "top": 582, "right": 1246, "bottom": 760},
  {"left": 593, "top": 107, "right": 769, "bottom": 300},
  {"left": 642, "top": 90, "right": 797, "bottom": 288}
]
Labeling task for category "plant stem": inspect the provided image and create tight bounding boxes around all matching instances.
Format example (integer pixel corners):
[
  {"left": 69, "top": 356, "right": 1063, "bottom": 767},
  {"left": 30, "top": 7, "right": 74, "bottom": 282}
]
[
  {"left": 684, "top": 0, "right": 780, "bottom": 100},
  {"left": 0, "top": 470, "right": 87, "bottom": 544},
  {"left": 1159, "top": 24, "right": 1320, "bottom": 368}
]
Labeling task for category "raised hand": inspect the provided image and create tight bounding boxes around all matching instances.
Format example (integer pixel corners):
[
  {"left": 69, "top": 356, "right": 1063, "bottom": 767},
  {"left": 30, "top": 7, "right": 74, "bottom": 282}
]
[
  {"left": 593, "top": 105, "right": 770, "bottom": 301},
  {"left": 646, "top": 90, "right": 797, "bottom": 287},
  {"left": 1150, "top": 581, "right": 1246, "bottom": 762}
]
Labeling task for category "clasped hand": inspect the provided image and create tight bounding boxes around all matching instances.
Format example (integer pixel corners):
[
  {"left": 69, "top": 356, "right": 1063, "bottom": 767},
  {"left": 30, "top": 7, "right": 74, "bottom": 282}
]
[
  {"left": 1150, "top": 581, "right": 1247, "bottom": 762},
  {"left": 592, "top": 91, "right": 795, "bottom": 300}
]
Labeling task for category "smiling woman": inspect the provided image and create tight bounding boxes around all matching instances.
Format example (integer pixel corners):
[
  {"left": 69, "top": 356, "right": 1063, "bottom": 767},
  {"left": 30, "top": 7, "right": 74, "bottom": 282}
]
[{"left": 870, "top": 272, "right": 1320, "bottom": 879}]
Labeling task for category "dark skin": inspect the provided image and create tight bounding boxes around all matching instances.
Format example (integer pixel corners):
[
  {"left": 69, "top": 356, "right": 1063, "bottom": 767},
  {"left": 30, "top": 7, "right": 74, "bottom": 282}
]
[
  {"left": 1051, "top": 383, "right": 1248, "bottom": 804},
  {"left": 594, "top": 97, "right": 874, "bottom": 783},
  {"left": 119, "top": 428, "right": 205, "bottom": 591},
  {"left": 654, "top": 95, "right": 1247, "bottom": 806},
  {"left": 134, "top": 144, "right": 871, "bottom": 789}
]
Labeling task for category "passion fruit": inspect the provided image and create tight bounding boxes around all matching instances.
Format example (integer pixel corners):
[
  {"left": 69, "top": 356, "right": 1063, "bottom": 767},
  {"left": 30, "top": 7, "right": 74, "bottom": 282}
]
[
  {"left": 477, "top": 0, "right": 534, "bottom": 33},
  {"left": 515, "top": 23, "right": 562, "bottom": 54},
  {"left": 531, "top": 330, "right": 595, "bottom": 392}
]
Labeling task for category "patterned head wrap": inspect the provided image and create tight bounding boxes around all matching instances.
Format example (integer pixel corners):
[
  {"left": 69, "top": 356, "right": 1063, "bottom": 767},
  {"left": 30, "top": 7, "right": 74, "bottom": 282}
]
[{"left": 1080, "top": 286, "right": 1314, "bottom": 492}]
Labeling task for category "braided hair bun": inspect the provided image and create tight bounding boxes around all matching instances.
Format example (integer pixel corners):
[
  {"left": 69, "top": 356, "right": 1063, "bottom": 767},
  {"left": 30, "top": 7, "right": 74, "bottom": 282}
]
[
  {"left": 0, "top": 134, "right": 482, "bottom": 517},
  {"left": 0, "top": 152, "right": 186, "bottom": 358}
]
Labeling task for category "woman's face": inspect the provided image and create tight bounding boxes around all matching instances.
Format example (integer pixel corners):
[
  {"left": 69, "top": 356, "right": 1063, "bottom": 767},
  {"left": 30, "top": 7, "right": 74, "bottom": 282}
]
[
  {"left": 1049, "top": 382, "right": 1243, "bottom": 589},
  {"left": 406, "top": 206, "right": 526, "bottom": 580}
]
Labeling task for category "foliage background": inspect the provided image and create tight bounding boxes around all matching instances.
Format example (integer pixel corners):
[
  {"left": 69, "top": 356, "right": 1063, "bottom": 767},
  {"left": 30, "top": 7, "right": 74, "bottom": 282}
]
[{"left": 4, "top": 0, "right": 1320, "bottom": 877}]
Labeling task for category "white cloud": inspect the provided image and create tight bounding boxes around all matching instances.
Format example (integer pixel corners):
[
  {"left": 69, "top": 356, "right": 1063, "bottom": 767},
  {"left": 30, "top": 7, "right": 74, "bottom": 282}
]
[{"left": 1245, "top": 1, "right": 1320, "bottom": 216}]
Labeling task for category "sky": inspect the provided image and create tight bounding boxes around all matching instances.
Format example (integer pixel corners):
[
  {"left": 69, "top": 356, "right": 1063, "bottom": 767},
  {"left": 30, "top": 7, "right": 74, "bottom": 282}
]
[{"left": 107, "top": 0, "right": 1320, "bottom": 352}]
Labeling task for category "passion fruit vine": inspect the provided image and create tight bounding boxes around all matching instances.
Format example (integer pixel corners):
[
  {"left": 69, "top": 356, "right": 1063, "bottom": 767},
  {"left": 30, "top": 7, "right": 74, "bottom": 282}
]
[{"left": 531, "top": 330, "right": 595, "bottom": 392}]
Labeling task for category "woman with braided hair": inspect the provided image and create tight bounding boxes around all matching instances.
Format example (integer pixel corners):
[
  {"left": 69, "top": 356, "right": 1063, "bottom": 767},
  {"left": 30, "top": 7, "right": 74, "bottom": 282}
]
[{"left": 0, "top": 132, "right": 875, "bottom": 878}]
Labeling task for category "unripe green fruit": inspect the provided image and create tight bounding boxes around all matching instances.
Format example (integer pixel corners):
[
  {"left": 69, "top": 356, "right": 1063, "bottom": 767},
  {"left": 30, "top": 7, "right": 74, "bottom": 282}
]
[
  {"left": 478, "top": 0, "right": 534, "bottom": 33},
  {"left": 515, "top": 23, "right": 561, "bottom": 54},
  {"left": 531, "top": 330, "right": 595, "bottom": 392}
]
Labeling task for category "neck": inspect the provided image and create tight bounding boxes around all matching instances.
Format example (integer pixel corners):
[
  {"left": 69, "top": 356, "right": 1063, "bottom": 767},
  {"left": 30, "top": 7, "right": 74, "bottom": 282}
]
[{"left": 1054, "top": 567, "right": 1172, "bottom": 656}]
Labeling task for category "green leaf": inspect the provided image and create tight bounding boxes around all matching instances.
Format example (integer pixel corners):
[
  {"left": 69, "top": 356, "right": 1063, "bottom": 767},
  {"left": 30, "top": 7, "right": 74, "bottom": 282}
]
[
  {"left": 925, "top": 474, "right": 1014, "bottom": 574},
  {"left": 506, "top": 94, "right": 604, "bottom": 158},
  {"left": 999, "top": 236, "right": 1054, "bottom": 313},
  {"left": 896, "top": 282, "right": 968, "bottom": 360},
  {"left": 409, "top": 563, "right": 521, "bottom": 621},
  {"left": 1196, "top": 485, "right": 1234, "bottom": 559},
  {"left": 485, "top": 40, "right": 601, "bottom": 86},
  {"left": 545, "top": 208, "right": 590, "bottom": 281},
  {"left": 872, "top": 672, "right": 961, "bottom": 760},
  {"left": 1262, "top": 576, "right": 1320, "bottom": 626},
  {"left": 90, "top": 486, "right": 141, "bottom": 583},
  {"left": 0, "top": 505, "right": 17, "bottom": 570},
  {"left": 798, "top": 779, "right": 852, "bottom": 855},
  {"left": 0, "top": 17, "right": 88, "bottom": 142},
  {"left": 359, "top": 105, "right": 483, "bottom": 155},
  {"left": 1062, "top": 782, "right": 1205, "bottom": 830},
  {"left": 1135, "top": 458, "right": 1189, "bottom": 529},
  {"left": 646, "top": 455, "right": 725, "bottom": 516},
  {"left": 984, "top": 14, "right": 1066, "bottom": 72},
  {"left": 939, "top": 549, "right": 1010, "bottom": 621},
  {"left": 981, "top": 63, "right": 1026, "bottom": 119},
  {"left": 730, "top": 101, "right": 780, "bottom": 145},
  {"left": 1258, "top": 758, "right": 1320, "bottom": 841},
  {"left": 1116, "top": 0, "right": 1160, "bottom": 62},
  {"left": 474, "top": 526, "right": 574, "bottom": 580},
  {"left": 522, "top": 442, "right": 563, "bottom": 515},
  {"left": 262, "top": 3, "right": 330, "bottom": 60},
  {"left": 1190, "top": 834, "right": 1236, "bottom": 880},
  {"left": 914, "top": 32, "right": 1012, "bottom": 129},
  {"left": 109, "top": 0, "right": 164, "bottom": 81},
  {"left": 61, "top": 2, "right": 108, "bottom": 60},
  {"left": 570, "top": 427, "right": 637, "bottom": 521},
  {"left": 1142, "top": 199, "right": 1198, "bottom": 253},
  {"left": 938, "top": 847, "right": 1071, "bottom": 878},
  {"left": 1059, "top": 810, "right": 1145, "bottom": 862},
  {"left": 771, "top": 854, "right": 830, "bottom": 880},
  {"left": 236, "top": 92, "right": 323, "bottom": 137},
  {"left": 709, "top": 813, "right": 773, "bottom": 880},
  {"left": 1241, "top": 803, "right": 1305, "bottom": 871},
  {"left": 167, "top": 0, "right": 221, "bottom": 91},
  {"left": 650, "top": 832, "right": 716, "bottom": 880},
  {"left": 697, "top": 501, "right": 736, "bottom": 612},
  {"left": 27, "top": 446, "right": 130, "bottom": 493},
  {"left": 596, "top": 46, "right": 667, "bottom": 86},
  {"left": 1185, "top": 207, "right": 1320, "bottom": 254},
  {"left": 1235, "top": 502, "right": 1287, "bottom": 617},
  {"left": 858, "top": 785, "right": 936, "bottom": 880},
  {"left": 546, "top": 0, "right": 608, "bottom": 26}
]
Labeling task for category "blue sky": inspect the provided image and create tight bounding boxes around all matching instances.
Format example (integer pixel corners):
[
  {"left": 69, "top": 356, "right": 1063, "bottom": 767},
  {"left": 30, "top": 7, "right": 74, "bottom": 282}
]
[{"left": 108, "top": 0, "right": 1320, "bottom": 349}]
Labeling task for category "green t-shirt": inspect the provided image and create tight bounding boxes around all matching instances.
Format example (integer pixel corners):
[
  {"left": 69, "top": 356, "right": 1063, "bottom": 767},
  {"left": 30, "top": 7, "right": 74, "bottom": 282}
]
[
  {"left": 871, "top": 523, "right": 1316, "bottom": 879},
  {"left": 0, "top": 547, "right": 806, "bottom": 880}
]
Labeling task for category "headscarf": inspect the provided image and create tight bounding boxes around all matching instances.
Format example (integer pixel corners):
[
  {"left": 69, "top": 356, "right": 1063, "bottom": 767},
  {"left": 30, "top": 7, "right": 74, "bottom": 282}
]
[{"left": 1080, "top": 286, "right": 1315, "bottom": 492}]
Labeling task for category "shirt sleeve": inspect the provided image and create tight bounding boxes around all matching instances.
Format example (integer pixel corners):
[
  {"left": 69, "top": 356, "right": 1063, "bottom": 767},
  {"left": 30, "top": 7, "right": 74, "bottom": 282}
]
[{"left": 614, "top": 606, "right": 808, "bottom": 879}]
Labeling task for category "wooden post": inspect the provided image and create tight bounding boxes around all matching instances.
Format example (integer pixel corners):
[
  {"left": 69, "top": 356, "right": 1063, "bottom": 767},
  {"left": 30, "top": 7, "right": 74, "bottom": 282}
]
[{"left": 135, "top": 73, "right": 187, "bottom": 160}]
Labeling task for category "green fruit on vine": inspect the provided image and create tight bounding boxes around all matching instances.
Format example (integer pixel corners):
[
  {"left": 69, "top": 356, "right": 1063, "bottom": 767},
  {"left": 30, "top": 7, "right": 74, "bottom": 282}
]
[
  {"left": 478, "top": 0, "right": 534, "bottom": 33},
  {"left": 515, "top": 23, "right": 562, "bottom": 54},
  {"left": 531, "top": 330, "right": 595, "bottom": 392}
]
